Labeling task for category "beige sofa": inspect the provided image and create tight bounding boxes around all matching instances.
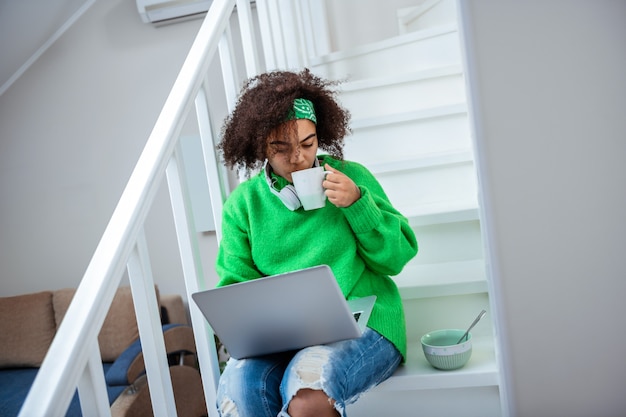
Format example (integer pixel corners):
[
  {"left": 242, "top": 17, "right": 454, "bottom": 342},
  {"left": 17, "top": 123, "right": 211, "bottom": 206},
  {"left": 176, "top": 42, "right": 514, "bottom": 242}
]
[{"left": 0, "top": 286, "right": 207, "bottom": 417}]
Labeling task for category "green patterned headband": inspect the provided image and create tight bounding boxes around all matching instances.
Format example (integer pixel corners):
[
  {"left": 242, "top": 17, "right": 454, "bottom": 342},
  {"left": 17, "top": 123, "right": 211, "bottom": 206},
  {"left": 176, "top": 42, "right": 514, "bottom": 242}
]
[{"left": 287, "top": 98, "right": 317, "bottom": 124}]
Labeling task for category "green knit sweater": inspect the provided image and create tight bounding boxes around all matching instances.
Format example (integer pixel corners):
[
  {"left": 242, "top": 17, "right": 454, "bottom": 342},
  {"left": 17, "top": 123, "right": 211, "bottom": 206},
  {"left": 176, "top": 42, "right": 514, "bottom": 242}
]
[{"left": 215, "top": 155, "right": 418, "bottom": 359}]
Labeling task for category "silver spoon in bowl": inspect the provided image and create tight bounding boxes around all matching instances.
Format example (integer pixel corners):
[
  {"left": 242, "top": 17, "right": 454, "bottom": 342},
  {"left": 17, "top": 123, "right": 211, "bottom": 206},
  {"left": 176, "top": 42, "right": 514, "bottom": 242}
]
[{"left": 456, "top": 309, "right": 487, "bottom": 344}]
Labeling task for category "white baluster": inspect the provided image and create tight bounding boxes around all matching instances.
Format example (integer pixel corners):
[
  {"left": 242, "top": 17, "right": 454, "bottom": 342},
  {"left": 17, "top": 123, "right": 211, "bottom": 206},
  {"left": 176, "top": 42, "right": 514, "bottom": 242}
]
[
  {"left": 237, "top": 0, "right": 261, "bottom": 76},
  {"left": 77, "top": 341, "right": 111, "bottom": 417},
  {"left": 128, "top": 230, "right": 177, "bottom": 417},
  {"left": 256, "top": 0, "right": 278, "bottom": 70},
  {"left": 166, "top": 148, "right": 221, "bottom": 416}
]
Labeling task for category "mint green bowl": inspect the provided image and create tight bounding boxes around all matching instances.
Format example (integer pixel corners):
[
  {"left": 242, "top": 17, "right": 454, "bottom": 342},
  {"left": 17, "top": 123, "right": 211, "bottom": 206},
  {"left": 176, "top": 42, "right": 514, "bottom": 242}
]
[{"left": 421, "top": 329, "right": 472, "bottom": 370}]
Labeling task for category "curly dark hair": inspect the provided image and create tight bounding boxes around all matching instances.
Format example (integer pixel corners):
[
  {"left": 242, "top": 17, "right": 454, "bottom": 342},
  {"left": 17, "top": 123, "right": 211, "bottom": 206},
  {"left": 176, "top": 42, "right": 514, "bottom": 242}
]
[{"left": 218, "top": 69, "right": 351, "bottom": 170}]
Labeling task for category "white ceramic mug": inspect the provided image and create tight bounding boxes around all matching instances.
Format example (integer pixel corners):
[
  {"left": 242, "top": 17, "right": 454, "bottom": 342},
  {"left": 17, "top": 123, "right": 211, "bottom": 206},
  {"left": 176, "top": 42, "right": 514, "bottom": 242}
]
[{"left": 291, "top": 166, "right": 332, "bottom": 210}]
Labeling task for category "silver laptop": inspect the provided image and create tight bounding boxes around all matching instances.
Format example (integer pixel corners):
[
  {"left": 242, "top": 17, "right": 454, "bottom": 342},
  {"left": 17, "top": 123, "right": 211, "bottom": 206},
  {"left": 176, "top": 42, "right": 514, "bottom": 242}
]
[{"left": 191, "top": 265, "right": 376, "bottom": 359}]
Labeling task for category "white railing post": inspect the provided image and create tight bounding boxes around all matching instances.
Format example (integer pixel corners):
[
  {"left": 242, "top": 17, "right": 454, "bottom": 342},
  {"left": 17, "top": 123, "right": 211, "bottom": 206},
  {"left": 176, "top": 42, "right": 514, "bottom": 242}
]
[
  {"left": 236, "top": 0, "right": 261, "bottom": 76},
  {"left": 77, "top": 342, "right": 111, "bottom": 417},
  {"left": 291, "top": 0, "right": 309, "bottom": 68},
  {"left": 220, "top": 22, "right": 253, "bottom": 186},
  {"left": 195, "top": 85, "right": 227, "bottom": 242},
  {"left": 277, "top": 0, "right": 301, "bottom": 68},
  {"left": 298, "top": 0, "right": 315, "bottom": 61},
  {"left": 166, "top": 149, "right": 221, "bottom": 417},
  {"left": 302, "top": 0, "right": 331, "bottom": 57},
  {"left": 219, "top": 25, "right": 240, "bottom": 110},
  {"left": 266, "top": 0, "right": 288, "bottom": 68},
  {"left": 127, "top": 230, "right": 177, "bottom": 417},
  {"left": 255, "top": 0, "right": 278, "bottom": 70}
]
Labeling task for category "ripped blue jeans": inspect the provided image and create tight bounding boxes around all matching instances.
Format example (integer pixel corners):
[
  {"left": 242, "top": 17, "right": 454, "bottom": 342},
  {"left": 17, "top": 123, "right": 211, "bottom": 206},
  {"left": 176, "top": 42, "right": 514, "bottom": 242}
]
[{"left": 216, "top": 328, "right": 401, "bottom": 417}]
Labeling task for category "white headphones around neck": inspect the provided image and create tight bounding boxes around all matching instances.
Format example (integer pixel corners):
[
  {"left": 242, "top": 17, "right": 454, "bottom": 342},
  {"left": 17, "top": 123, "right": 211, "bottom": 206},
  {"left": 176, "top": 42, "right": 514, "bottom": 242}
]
[{"left": 264, "top": 159, "right": 320, "bottom": 211}]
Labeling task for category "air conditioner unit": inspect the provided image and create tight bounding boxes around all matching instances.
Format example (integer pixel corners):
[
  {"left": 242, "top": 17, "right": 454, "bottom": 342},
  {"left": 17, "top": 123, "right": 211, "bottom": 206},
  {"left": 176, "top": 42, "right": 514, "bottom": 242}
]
[{"left": 136, "top": 0, "right": 213, "bottom": 25}]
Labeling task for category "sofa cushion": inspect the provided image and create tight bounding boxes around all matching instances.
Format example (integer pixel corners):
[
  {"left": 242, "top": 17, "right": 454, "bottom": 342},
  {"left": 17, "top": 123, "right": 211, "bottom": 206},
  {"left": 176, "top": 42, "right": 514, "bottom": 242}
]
[
  {"left": 0, "top": 367, "right": 40, "bottom": 416},
  {"left": 0, "top": 291, "right": 57, "bottom": 368},
  {"left": 159, "top": 294, "right": 189, "bottom": 325},
  {"left": 53, "top": 287, "right": 157, "bottom": 362}
]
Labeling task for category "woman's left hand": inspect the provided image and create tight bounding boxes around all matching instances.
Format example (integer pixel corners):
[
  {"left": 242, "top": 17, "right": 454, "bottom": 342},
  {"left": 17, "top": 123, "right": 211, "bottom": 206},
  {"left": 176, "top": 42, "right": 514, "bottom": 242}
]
[{"left": 323, "top": 164, "right": 361, "bottom": 208}]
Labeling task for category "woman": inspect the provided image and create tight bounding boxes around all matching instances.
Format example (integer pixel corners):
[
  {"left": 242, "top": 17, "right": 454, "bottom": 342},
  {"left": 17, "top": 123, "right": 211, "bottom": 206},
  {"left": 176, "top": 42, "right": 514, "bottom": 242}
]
[{"left": 215, "top": 69, "right": 418, "bottom": 417}]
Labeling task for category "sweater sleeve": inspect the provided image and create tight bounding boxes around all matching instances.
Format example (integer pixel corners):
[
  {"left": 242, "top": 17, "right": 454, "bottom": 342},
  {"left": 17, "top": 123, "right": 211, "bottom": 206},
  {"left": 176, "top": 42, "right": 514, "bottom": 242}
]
[
  {"left": 340, "top": 166, "right": 418, "bottom": 277},
  {"left": 215, "top": 194, "right": 262, "bottom": 287}
]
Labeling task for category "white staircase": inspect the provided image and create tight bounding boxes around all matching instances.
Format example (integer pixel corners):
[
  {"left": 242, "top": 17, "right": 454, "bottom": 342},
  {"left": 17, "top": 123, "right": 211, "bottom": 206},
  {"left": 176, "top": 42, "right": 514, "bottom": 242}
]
[
  {"left": 19, "top": 2, "right": 506, "bottom": 416},
  {"left": 308, "top": 3, "right": 503, "bottom": 416}
]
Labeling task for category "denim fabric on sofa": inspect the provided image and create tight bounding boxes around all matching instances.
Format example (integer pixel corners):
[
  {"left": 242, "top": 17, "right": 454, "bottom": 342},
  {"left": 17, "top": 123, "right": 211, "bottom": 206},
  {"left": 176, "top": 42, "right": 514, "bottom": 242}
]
[
  {"left": 0, "top": 287, "right": 206, "bottom": 417},
  {"left": 0, "top": 365, "right": 125, "bottom": 417}
]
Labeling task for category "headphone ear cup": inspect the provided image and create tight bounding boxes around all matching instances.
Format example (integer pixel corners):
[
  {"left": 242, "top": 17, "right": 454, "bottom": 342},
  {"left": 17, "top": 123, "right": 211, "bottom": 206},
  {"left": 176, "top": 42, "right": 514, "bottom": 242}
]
[
  {"left": 264, "top": 161, "right": 301, "bottom": 210},
  {"left": 278, "top": 185, "right": 301, "bottom": 211}
]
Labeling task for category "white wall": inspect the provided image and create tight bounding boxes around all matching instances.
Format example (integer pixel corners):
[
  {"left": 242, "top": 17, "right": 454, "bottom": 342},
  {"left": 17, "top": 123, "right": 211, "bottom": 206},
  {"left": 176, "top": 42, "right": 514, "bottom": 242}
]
[
  {"left": 459, "top": 2, "right": 626, "bottom": 416},
  {"left": 0, "top": 0, "right": 219, "bottom": 298}
]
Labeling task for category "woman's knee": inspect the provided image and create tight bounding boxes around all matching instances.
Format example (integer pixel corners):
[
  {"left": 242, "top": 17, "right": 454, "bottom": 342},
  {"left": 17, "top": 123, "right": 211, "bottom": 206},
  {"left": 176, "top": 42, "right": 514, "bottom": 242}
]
[
  {"left": 287, "top": 389, "right": 339, "bottom": 417},
  {"left": 216, "top": 366, "right": 245, "bottom": 417},
  {"left": 217, "top": 356, "right": 288, "bottom": 417}
]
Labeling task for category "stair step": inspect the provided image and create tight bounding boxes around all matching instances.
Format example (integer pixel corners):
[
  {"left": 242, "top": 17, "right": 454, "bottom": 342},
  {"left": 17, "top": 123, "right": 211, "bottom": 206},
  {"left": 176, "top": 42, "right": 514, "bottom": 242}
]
[
  {"left": 404, "top": 291, "right": 491, "bottom": 343},
  {"left": 344, "top": 110, "right": 471, "bottom": 166},
  {"left": 350, "top": 102, "right": 467, "bottom": 130},
  {"left": 353, "top": 151, "right": 479, "bottom": 227},
  {"left": 366, "top": 149, "right": 473, "bottom": 174},
  {"left": 311, "top": 23, "right": 458, "bottom": 65},
  {"left": 375, "top": 161, "right": 477, "bottom": 214},
  {"left": 364, "top": 150, "right": 478, "bottom": 223},
  {"left": 381, "top": 335, "right": 497, "bottom": 391},
  {"left": 338, "top": 66, "right": 466, "bottom": 120},
  {"left": 395, "top": 259, "right": 487, "bottom": 300},
  {"left": 397, "top": 0, "right": 458, "bottom": 34},
  {"left": 404, "top": 200, "right": 479, "bottom": 226},
  {"left": 347, "top": 333, "right": 499, "bottom": 408},
  {"left": 408, "top": 220, "right": 484, "bottom": 267},
  {"left": 309, "top": 24, "right": 461, "bottom": 81},
  {"left": 348, "top": 385, "right": 501, "bottom": 417},
  {"left": 341, "top": 64, "right": 462, "bottom": 91},
  {"left": 347, "top": 335, "right": 501, "bottom": 416}
]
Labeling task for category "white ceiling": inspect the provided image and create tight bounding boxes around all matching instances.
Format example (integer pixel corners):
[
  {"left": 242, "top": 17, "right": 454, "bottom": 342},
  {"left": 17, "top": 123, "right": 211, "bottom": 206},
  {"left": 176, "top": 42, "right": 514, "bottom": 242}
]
[{"left": 0, "top": 0, "right": 92, "bottom": 96}]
